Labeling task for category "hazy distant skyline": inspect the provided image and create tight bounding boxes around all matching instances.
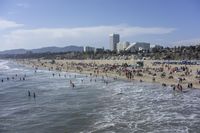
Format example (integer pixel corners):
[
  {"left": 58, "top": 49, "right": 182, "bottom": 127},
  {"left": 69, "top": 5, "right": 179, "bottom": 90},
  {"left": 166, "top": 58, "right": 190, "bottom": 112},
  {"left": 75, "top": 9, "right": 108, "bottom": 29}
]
[{"left": 0, "top": 0, "right": 200, "bottom": 51}]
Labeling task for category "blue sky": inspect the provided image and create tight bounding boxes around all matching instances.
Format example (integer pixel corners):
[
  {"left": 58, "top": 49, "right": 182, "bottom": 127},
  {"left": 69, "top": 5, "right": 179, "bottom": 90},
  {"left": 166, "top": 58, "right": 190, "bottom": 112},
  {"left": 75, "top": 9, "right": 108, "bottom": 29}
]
[{"left": 0, "top": 0, "right": 200, "bottom": 50}]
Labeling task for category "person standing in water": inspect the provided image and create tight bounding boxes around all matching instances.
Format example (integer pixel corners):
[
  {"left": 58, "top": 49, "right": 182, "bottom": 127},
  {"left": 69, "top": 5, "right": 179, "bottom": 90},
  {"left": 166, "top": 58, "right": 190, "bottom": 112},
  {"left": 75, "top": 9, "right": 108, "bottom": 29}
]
[
  {"left": 173, "top": 85, "right": 176, "bottom": 91},
  {"left": 28, "top": 91, "right": 31, "bottom": 97},
  {"left": 33, "top": 92, "right": 36, "bottom": 98},
  {"left": 70, "top": 80, "right": 75, "bottom": 88}
]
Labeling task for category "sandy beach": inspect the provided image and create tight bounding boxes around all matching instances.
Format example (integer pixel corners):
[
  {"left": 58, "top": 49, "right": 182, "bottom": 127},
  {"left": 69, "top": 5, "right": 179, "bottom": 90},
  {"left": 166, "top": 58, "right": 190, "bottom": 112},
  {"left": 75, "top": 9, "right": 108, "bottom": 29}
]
[{"left": 16, "top": 59, "right": 200, "bottom": 90}]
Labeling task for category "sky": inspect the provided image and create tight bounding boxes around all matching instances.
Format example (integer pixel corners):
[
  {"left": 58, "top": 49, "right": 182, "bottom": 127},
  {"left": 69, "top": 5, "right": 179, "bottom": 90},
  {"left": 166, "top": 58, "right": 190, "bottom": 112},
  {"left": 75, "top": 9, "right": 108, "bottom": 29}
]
[{"left": 0, "top": 0, "right": 200, "bottom": 50}]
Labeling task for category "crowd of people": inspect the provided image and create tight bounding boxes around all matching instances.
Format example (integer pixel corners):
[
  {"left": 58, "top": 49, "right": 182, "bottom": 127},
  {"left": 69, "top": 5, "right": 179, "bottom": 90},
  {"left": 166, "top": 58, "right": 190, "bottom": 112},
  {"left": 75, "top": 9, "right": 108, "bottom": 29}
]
[{"left": 17, "top": 59, "right": 200, "bottom": 92}]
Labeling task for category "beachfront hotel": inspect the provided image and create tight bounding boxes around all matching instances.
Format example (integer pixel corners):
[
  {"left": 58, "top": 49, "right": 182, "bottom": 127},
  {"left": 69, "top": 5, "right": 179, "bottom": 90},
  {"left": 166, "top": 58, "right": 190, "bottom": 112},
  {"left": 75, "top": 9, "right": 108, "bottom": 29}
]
[
  {"left": 116, "top": 41, "right": 151, "bottom": 53},
  {"left": 109, "top": 33, "right": 120, "bottom": 51},
  {"left": 125, "top": 42, "right": 150, "bottom": 52},
  {"left": 117, "top": 41, "right": 130, "bottom": 52}
]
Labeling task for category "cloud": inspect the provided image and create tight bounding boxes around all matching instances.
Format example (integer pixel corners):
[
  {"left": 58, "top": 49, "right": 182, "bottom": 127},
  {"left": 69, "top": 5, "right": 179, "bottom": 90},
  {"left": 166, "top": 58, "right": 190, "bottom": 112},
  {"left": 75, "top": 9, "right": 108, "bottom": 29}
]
[
  {"left": 0, "top": 25, "right": 175, "bottom": 50},
  {"left": 16, "top": 3, "right": 29, "bottom": 8},
  {"left": 116, "top": 26, "right": 175, "bottom": 37},
  {"left": 0, "top": 19, "right": 24, "bottom": 30}
]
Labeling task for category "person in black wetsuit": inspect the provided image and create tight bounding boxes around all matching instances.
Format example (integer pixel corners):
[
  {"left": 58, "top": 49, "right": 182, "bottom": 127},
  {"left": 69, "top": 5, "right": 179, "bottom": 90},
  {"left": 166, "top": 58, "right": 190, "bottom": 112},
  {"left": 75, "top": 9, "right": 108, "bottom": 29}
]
[
  {"left": 33, "top": 92, "right": 36, "bottom": 98},
  {"left": 28, "top": 91, "right": 31, "bottom": 97}
]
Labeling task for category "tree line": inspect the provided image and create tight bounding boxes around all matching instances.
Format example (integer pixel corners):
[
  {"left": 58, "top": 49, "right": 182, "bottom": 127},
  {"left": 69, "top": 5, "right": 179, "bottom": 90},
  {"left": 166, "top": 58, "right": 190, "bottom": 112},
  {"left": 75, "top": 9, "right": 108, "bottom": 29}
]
[{"left": 0, "top": 45, "right": 200, "bottom": 60}]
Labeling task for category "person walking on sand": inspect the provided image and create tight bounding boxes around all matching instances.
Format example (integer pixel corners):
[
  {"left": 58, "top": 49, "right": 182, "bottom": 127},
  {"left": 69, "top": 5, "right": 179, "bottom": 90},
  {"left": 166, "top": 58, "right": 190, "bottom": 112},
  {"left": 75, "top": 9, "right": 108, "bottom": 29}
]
[
  {"left": 190, "top": 83, "right": 193, "bottom": 88},
  {"left": 179, "top": 85, "right": 183, "bottom": 91},
  {"left": 152, "top": 77, "right": 155, "bottom": 82},
  {"left": 188, "top": 83, "right": 193, "bottom": 88}
]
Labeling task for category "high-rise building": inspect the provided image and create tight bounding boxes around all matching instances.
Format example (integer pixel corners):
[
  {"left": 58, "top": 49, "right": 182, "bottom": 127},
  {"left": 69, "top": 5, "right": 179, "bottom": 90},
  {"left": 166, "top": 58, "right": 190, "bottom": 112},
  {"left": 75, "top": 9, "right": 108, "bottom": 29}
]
[
  {"left": 109, "top": 34, "right": 120, "bottom": 51},
  {"left": 84, "top": 46, "right": 95, "bottom": 52}
]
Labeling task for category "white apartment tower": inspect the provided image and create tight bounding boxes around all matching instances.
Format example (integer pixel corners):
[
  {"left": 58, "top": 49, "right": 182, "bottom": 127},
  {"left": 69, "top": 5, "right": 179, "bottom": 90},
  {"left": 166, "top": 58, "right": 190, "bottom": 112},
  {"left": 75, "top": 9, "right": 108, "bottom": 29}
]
[{"left": 109, "top": 34, "right": 120, "bottom": 51}]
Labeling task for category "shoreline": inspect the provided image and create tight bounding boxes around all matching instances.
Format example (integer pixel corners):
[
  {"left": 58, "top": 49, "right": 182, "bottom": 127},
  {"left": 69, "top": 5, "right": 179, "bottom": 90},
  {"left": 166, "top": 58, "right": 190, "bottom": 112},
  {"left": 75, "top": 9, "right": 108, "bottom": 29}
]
[{"left": 15, "top": 59, "right": 200, "bottom": 90}]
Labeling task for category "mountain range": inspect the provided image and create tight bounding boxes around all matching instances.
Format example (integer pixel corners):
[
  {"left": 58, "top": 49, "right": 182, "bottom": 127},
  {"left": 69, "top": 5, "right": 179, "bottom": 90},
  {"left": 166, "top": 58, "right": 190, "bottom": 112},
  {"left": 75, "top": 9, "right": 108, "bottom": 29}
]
[{"left": 0, "top": 45, "right": 84, "bottom": 55}]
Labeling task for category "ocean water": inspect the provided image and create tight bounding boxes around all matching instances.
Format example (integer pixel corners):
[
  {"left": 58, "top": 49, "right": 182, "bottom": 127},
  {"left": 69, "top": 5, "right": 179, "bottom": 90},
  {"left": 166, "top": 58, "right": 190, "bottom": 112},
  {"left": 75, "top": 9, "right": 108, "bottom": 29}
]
[{"left": 1, "top": 60, "right": 200, "bottom": 133}]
